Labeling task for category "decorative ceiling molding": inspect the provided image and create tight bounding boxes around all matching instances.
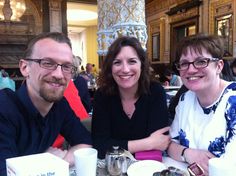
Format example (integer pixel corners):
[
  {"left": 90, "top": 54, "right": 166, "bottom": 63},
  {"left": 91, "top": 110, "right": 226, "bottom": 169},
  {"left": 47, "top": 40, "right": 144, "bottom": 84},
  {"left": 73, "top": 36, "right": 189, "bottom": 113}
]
[{"left": 166, "top": 0, "right": 202, "bottom": 16}]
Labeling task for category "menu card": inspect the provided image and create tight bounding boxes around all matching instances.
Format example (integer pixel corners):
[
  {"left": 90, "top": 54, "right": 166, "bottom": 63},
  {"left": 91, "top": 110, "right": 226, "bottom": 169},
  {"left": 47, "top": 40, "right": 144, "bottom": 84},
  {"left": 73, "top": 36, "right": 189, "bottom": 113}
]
[{"left": 6, "top": 153, "right": 69, "bottom": 176}]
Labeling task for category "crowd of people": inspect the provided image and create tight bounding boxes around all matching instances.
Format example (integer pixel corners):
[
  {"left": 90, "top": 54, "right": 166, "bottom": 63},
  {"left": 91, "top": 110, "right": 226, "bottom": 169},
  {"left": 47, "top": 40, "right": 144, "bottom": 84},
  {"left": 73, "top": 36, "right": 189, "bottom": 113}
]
[{"left": 0, "top": 32, "right": 236, "bottom": 175}]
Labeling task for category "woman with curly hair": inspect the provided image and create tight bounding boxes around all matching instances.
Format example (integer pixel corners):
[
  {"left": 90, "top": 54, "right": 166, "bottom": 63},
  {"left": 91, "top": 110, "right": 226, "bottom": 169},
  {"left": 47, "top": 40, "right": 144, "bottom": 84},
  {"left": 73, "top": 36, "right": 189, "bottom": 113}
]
[{"left": 92, "top": 36, "right": 170, "bottom": 158}]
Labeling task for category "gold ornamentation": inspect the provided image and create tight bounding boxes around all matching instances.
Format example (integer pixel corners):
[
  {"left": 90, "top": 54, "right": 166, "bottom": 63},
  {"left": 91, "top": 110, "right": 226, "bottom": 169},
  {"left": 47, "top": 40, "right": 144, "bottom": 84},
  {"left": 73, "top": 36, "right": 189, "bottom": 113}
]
[
  {"left": 0, "top": 0, "right": 26, "bottom": 21},
  {"left": 97, "top": 0, "right": 147, "bottom": 56}
]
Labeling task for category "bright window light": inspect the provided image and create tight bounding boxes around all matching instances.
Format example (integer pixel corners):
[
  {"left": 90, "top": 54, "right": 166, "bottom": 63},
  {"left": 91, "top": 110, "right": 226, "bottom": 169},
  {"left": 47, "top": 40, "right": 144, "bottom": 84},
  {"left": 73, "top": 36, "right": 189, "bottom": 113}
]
[{"left": 67, "top": 9, "right": 98, "bottom": 21}]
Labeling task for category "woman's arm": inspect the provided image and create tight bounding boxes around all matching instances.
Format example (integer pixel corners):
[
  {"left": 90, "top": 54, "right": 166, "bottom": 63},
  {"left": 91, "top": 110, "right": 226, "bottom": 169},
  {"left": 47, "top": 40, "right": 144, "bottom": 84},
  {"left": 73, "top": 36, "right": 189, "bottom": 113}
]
[
  {"left": 128, "top": 127, "right": 170, "bottom": 153},
  {"left": 128, "top": 82, "right": 171, "bottom": 153},
  {"left": 168, "top": 141, "right": 215, "bottom": 175},
  {"left": 167, "top": 141, "right": 187, "bottom": 162}
]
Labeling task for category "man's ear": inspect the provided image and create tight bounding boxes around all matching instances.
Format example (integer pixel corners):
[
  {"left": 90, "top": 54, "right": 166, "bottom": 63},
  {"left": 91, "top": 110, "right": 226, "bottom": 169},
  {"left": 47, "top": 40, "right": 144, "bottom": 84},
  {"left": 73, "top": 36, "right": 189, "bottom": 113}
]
[{"left": 19, "top": 59, "right": 29, "bottom": 77}]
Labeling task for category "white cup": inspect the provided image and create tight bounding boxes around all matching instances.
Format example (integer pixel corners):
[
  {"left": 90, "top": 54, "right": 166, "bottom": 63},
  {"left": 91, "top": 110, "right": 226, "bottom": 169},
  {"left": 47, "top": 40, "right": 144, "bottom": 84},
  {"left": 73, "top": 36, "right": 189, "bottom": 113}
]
[
  {"left": 209, "top": 158, "right": 235, "bottom": 176},
  {"left": 74, "top": 148, "right": 98, "bottom": 176}
]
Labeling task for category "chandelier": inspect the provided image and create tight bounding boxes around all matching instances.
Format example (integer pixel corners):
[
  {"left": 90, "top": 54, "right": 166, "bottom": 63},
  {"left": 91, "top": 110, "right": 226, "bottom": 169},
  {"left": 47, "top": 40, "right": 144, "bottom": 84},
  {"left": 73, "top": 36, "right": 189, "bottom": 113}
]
[{"left": 0, "top": 0, "right": 26, "bottom": 21}]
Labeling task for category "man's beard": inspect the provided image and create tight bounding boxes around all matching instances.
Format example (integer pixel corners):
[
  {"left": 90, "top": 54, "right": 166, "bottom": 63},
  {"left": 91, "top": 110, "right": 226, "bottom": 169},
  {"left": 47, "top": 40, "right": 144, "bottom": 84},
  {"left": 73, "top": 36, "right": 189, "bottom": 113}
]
[
  {"left": 39, "top": 78, "right": 67, "bottom": 102},
  {"left": 40, "top": 88, "right": 64, "bottom": 102}
]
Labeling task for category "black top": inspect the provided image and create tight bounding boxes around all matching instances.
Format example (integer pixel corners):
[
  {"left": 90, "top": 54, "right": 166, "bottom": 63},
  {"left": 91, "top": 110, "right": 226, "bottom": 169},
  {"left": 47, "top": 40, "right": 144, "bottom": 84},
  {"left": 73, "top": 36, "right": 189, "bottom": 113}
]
[
  {"left": 0, "top": 84, "right": 92, "bottom": 175},
  {"left": 92, "top": 82, "right": 169, "bottom": 158},
  {"left": 74, "top": 75, "right": 92, "bottom": 113}
]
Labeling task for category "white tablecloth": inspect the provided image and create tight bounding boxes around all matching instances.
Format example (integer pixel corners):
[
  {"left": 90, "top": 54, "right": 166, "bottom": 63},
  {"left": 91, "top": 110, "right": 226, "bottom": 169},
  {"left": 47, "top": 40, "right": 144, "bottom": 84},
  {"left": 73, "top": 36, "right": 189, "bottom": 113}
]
[
  {"left": 70, "top": 157, "right": 189, "bottom": 176},
  {"left": 163, "top": 156, "right": 188, "bottom": 170}
]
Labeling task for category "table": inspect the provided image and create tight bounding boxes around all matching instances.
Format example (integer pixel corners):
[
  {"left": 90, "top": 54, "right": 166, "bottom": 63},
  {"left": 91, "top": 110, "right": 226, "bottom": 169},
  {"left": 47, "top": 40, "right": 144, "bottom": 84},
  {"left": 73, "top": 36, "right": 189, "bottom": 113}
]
[
  {"left": 163, "top": 156, "right": 189, "bottom": 175},
  {"left": 70, "top": 160, "right": 128, "bottom": 176},
  {"left": 70, "top": 156, "right": 189, "bottom": 176}
]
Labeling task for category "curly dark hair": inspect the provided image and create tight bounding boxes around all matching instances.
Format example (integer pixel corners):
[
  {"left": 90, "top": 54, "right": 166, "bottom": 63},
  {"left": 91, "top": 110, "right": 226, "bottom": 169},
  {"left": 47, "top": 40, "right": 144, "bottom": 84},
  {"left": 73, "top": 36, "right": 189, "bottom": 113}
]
[{"left": 98, "top": 36, "right": 150, "bottom": 97}]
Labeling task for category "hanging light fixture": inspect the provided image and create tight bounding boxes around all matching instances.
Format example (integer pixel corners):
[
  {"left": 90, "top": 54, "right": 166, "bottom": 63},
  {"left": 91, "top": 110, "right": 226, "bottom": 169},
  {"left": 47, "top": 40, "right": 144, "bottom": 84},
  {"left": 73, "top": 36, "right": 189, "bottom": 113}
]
[{"left": 0, "top": 0, "right": 26, "bottom": 21}]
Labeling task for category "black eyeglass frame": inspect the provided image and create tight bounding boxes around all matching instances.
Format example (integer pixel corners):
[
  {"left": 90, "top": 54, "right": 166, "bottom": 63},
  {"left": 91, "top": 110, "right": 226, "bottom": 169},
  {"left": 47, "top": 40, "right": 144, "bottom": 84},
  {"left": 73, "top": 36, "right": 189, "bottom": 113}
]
[
  {"left": 24, "top": 58, "right": 77, "bottom": 74},
  {"left": 175, "top": 57, "right": 219, "bottom": 71}
]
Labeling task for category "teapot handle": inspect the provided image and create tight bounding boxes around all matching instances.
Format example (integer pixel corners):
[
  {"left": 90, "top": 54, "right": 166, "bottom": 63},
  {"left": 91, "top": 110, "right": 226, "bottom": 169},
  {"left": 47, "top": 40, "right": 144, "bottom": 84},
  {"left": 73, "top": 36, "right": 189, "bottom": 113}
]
[{"left": 122, "top": 149, "right": 137, "bottom": 161}]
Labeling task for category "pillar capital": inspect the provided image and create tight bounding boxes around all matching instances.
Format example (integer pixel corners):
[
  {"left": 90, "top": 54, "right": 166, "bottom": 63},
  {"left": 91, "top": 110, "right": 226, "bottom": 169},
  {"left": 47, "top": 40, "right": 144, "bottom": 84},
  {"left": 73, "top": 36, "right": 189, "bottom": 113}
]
[{"left": 97, "top": 0, "right": 147, "bottom": 56}]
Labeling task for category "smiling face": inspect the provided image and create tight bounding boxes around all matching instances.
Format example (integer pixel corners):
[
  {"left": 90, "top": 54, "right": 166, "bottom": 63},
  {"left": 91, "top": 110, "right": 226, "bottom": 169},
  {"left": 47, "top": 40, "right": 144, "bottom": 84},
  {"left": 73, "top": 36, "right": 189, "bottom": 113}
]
[
  {"left": 20, "top": 38, "right": 73, "bottom": 103},
  {"left": 179, "top": 47, "right": 223, "bottom": 93},
  {"left": 112, "top": 46, "right": 141, "bottom": 92}
]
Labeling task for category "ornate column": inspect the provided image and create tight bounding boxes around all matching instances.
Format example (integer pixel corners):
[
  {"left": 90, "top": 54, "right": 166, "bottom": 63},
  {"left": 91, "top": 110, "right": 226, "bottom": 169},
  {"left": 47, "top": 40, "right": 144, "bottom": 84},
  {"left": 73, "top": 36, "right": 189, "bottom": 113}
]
[
  {"left": 97, "top": 0, "right": 147, "bottom": 56},
  {"left": 49, "top": 0, "right": 63, "bottom": 32}
]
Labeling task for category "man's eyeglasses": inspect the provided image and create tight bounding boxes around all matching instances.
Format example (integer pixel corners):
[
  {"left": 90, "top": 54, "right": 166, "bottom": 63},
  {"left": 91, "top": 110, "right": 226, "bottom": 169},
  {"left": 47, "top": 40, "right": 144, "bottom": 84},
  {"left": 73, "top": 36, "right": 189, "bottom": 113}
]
[
  {"left": 175, "top": 57, "right": 219, "bottom": 71},
  {"left": 24, "top": 58, "right": 77, "bottom": 74}
]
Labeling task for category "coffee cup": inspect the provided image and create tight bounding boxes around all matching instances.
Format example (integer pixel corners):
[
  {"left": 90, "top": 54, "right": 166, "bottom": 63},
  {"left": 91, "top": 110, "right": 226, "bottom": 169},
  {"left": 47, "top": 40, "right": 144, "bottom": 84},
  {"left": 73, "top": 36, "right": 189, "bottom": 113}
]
[
  {"left": 209, "top": 157, "right": 234, "bottom": 176},
  {"left": 74, "top": 148, "right": 97, "bottom": 176}
]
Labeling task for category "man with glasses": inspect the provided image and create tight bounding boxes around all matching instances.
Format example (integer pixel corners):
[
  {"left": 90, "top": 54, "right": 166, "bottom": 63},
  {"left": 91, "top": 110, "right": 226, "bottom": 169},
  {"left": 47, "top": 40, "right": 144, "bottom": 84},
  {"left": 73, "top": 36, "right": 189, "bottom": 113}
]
[
  {"left": 167, "top": 34, "right": 236, "bottom": 175},
  {"left": 0, "top": 32, "right": 92, "bottom": 175}
]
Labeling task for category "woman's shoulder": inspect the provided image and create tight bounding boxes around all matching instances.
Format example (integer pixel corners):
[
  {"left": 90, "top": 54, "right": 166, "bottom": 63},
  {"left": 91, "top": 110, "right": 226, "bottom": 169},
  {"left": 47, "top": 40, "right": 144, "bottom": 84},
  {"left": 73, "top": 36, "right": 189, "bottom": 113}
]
[
  {"left": 94, "top": 88, "right": 117, "bottom": 100},
  {"left": 150, "top": 81, "right": 165, "bottom": 93},
  {"left": 220, "top": 82, "right": 236, "bottom": 103},
  {"left": 150, "top": 81, "right": 164, "bottom": 90},
  {"left": 148, "top": 81, "right": 166, "bottom": 97}
]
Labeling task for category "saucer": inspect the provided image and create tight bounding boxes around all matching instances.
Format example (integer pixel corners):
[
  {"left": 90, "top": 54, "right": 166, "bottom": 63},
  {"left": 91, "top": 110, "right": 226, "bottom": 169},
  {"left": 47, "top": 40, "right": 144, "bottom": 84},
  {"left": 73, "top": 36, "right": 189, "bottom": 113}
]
[{"left": 127, "top": 160, "right": 166, "bottom": 176}]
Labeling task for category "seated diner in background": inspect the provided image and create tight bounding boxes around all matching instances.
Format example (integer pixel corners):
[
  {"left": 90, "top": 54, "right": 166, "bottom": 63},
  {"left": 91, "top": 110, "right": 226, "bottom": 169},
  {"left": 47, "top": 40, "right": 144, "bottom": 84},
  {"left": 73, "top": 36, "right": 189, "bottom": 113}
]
[
  {"left": 80, "top": 63, "right": 97, "bottom": 87},
  {"left": 91, "top": 36, "right": 171, "bottom": 159},
  {"left": 167, "top": 34, "right": 236, "bottom": 175},
  {"left": 0, "top": 32, "right": 92, "bottom": 175},
  {"left": 73, "top": 56, "right": 92, "bottom": 113},
  {"left": 162, "top": 68, "right": 182, "bottom": 87}
]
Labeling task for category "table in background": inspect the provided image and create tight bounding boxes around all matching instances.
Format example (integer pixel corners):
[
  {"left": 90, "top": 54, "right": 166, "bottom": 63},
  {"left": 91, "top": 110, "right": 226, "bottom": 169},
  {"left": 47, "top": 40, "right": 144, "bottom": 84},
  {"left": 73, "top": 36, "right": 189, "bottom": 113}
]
[{"left": 164, "top": 86, "right": 181, "bottom": 91}]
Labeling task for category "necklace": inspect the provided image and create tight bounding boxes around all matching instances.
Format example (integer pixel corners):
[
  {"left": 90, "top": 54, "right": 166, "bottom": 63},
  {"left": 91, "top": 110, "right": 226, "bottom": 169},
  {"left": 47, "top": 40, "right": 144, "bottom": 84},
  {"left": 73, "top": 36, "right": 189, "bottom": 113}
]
[
  {"left": 121, "top": 98, "right": 137, "bottom": 119},
  {"left": 125, "top": 112, "right": 133, "bottom": 118}
]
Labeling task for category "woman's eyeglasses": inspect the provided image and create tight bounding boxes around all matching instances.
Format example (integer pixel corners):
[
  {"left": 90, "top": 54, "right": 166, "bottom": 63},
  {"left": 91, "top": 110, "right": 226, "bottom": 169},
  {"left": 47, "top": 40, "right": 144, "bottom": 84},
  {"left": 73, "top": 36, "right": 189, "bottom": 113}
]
[{"left": 175, "top": 58, "right": 219, "bottom": 71}]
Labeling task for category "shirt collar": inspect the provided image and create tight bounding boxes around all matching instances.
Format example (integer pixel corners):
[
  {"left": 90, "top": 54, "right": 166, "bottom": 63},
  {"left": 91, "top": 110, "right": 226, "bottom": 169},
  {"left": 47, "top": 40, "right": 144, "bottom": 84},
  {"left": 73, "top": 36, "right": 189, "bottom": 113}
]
[{"left": 16, "top": 82, "right": 39, "bottom": 116}]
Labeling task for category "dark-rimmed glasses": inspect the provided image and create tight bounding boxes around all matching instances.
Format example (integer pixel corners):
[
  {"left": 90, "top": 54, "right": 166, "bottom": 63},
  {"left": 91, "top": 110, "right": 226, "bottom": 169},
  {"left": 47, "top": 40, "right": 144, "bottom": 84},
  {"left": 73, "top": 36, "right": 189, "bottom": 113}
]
[
  {"left": 175, "top": 57, "right": 219, "bottom": 71},
  {"left": 24, "top": 58, "right": 77, "bottom": 74}
]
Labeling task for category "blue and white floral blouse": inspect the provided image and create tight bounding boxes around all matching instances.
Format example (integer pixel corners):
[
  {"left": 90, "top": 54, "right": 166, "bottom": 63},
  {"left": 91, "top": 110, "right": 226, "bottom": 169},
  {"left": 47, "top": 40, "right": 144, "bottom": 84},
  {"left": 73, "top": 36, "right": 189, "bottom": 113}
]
[{"left": 170, "top": 82, "right": 236, "bottom": 162}]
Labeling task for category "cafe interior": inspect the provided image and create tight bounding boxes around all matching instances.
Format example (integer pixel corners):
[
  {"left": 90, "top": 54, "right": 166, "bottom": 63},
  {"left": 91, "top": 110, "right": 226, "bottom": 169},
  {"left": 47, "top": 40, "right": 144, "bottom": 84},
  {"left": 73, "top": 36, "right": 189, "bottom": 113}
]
[
  {"left": 1, "top": 0, "right": 236, "bottom": 175},
  {"left": 0, "top": 0, "right": 235, "bottom": 88}
]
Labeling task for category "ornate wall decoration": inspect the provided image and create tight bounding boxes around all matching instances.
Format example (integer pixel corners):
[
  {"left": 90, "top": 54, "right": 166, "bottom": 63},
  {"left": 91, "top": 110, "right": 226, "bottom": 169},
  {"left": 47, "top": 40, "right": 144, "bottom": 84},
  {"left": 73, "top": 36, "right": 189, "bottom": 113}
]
[
  {"left": 2, "top": 0, "right": 13, "bottom": 21},
  {"left": 169, "top": 7, "right": 198, "bottom": 24},
  {"left": 148, "top": 17, "right": 166, "bottom": 63},
  {"left": 146, "top": 0, "right": 175, "bottom": 17},
  {"left": 209, "top": 0, "right": 233, "bottom": 34},
  {"left": 0, "top": 0, "right": 26, "bottom": 21},
  {"left": 97, "top": 0, "right": 147, "bottom": 56},
  {"left": 0, "top": 0, "right": 43, "bottom": 68},
  {"left": 49, "top": 0, "right": 62, "bottom": 32},
  {"left": 209, "top": 0, "right": 233, "bottom": 57}
]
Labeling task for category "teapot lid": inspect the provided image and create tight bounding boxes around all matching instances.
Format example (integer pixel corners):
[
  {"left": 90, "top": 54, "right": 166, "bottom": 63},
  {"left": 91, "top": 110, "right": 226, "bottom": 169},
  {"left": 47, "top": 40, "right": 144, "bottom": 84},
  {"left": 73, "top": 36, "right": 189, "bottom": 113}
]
[{"left": 107, "top": 146, "right": 124, "bottom": 155}]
